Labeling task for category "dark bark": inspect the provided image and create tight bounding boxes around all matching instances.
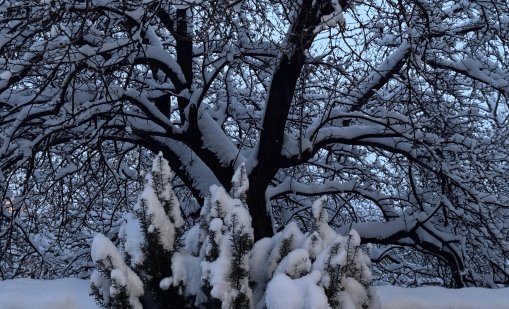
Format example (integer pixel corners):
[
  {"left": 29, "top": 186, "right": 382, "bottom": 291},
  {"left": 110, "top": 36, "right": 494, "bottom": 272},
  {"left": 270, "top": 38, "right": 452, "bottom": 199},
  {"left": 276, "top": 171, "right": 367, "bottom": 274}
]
[
  {"left": 247, "top": 51, "right": 309, "bottom": 240},
  {"left": 176, "top": 8, "right": 193, "bottom": 123},
  {"left": 159, "top": 9, "right": 236, "bottom": 192},
  {"left": 247, "top": 0, "right": 324, "bottom": 240}
]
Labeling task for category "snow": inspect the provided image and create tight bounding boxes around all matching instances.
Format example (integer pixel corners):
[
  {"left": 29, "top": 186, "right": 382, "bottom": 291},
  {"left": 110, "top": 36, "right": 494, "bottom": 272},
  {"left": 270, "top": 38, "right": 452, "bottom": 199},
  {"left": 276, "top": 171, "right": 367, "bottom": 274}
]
[
  {"left": 0, "top": 278, "right": 98, "bottom": 309},
  {"left": 377, "top": 285, "right": 509, "bottom": 309},
  {"left": 198, "top": 110, "right": 245, "bottom": 167},
  {"left": 118, "top": 213, "right": 145, "bottom": 266},
  {"left": 140, "top": 184, "right": 176, "bottom": 248},
  {"left": 266, "top": 222, "right": 306, "bottom": 278},
  {"left": 343, "top": 277, "right": 369, "bottom": 306},
  {"left": 250, "top": 237, "right": 275, "bottom": 305},
  {"left": 231, "top": 163, "right": 249, "bottom": 199},
  {"left": 134, "top": 153, "right": 184, "bottom": 251},
  {"left": 159, "top": 277, "right": 172, "bottom": 290},
  {"left": 199, "top": 184, "right": 255, "bottom": 308},
  {"left": 1, "top": 278, "right": 509, "bottom": 309},
  {"left": 0, "top": 70, "right": 11, "bottom": 89},
  {"left": 266, "top": 271, "right": 330, "bottom": 309},
  {"left": 90, "top": 234, "right": 144, "bottom": 309},
  {"left": 170, "top": 252, "right": 203, "bottom": 297},
  {"left": 265, "top": 273, "right": 306, "bottom": 309},
  {"left": 313, "top": 0, "right": 345, "bottom": 34},
  {"left": 274, "top": 248, "right": 312, "bottom": 279}
]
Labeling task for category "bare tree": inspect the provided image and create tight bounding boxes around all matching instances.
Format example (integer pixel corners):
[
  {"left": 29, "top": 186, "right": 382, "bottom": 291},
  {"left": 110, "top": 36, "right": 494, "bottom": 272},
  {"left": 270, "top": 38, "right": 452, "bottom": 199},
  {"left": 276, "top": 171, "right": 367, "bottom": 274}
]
[{"left": 1, "top": 0, "right": 509, "bottom": 286}]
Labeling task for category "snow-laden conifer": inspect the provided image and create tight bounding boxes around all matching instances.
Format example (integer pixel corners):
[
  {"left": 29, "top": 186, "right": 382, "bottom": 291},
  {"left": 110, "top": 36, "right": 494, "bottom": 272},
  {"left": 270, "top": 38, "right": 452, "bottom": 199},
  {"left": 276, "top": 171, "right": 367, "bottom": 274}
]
[
  {"left": 90, "top": 234, "right": 144, "bottom": 309},
  {"left": 310, "top": 199, "right": 380, "bottom": 309},
  {"left": 200, "top": 185, "right": 254, "bottom": 308},
  {"left": 91, "top": 153, "right": 186, "bottom": 309},
  {"left": 91, "top": 160, "right": 379, "bottom": 309},
  {"left": 150, "top": 163, "right": 254, "bottom": 309},
  {"left": 261, "top": 197, "right": 380, "bottom": 309},
  {"left": 231, "top": 163, "right": 249, "bottom": 204},
  {"left": 138, "top": 152, "right": 184, "bottom": 252}
]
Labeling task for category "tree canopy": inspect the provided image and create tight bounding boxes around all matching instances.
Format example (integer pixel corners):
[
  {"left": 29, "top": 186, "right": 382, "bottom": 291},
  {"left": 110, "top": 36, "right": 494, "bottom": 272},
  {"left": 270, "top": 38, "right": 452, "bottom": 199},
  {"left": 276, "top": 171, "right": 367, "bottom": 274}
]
[{"left": 1, "top": 0, "right": 509, "bottom": 288}]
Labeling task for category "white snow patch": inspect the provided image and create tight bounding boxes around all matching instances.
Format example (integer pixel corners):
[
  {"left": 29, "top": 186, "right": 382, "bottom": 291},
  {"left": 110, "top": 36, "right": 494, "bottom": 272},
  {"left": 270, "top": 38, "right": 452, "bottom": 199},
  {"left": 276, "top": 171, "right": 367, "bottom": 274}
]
[
  {"left": 119, "top": 213, "right": 145, "bottom": 266},
  {"left": 1, "top": 278, "right": 509, "bottom": 309},
  {"left": 90, "top": 234, "right": 144, "bottom": 309},
  {"left": 0, "top": 278, "right": 98, "bottom": 309},
  {"left": 159, "top": 277, "right": 172, "bottom": 290},
  {"left": 0, "top": 70, "right": 12, "bottom": 88},
  {"left": 377, "top": 285, "right": 509, "bottom": 309},
  {"left": 266, "top": 271, "right": 330, "bottom": 309}
]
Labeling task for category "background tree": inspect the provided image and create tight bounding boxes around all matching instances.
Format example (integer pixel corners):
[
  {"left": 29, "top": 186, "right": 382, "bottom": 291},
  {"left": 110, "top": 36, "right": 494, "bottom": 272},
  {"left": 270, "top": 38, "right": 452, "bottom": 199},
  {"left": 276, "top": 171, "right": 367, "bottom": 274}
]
[{"left": 1, "top": 0, "right": 509, "bottom": 287}]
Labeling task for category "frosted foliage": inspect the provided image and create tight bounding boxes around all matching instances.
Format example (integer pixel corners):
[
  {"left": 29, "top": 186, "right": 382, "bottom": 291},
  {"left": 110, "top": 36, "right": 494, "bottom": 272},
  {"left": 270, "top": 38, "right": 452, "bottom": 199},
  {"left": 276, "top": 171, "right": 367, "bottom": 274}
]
[
  {"left": 139, "top": 185, "right": 177, "bottom": 250},
  {"left": 184, "top": 224, "right": 202, "bottom": 255},
  {"left": 89, "top": 165, "right": 377, "bottom": 308},
  {"left": 267, "top": 222, "right": 306, "bottom": 279},
  {"left": 90, "top": 235, "right": 125, "bottom": 277},
  {"left": 200, "top": 184, "right": 254, "bottom": 308},
  {"left": 204, "top": 254, "right": 241, "bottom": 309},
  {"left": 136, "top": 153, "right": 184, "bottom": 251},
  {"left": 312, "top": 196, "right": 329, "bottom": 222},
  {"left": 227, "top": 206, "right": 253, "bottom": 237},
  {"left": 304, "top": 231, "right": 324, "bottom": 261},
  {"left": 231, "top": 163, "right": 249, "bottom": 201},
  {"left": 170, "top": 252, "right": 203, "bottom": 298},
  {"left": 90, "top": 155, "right": 187, "bottom": 309},
  {"left": 259, "top": 199, "right": 379, "bottom": 309},
  {"left": 312, "top": 197, "right": 337, "bottom": 244},
  {"left": 90, "top": 234, "right": 144, "bottom": 309},
  {"left": 119, "top": 213, "right": 145, "bottom": 267},
  {"left": 150, "top": 153, "right": 184, "bottom": 228},
  {"left": 343, "top": 277, "right": 368, "bottom": 306},
  {"left": 266, "top": 272, "right": 330, "bottom": 309},
  {"left": 266, "top": 273, "right": 302, "bottom": 309},
  {"left": 169, "top": 166, "right": 256, "bottom": 308},
  {"left": 90, "top": 270, "right": 111, "bottom": 304},
  {"left": 249, "top": 237, "right": 275, "bottom": 306},
  {"left": 110, "top": 269, "right": 127, "bottom": 296},
  {"left": 274, "top": 248, "right": 312, "bottom": 279}
]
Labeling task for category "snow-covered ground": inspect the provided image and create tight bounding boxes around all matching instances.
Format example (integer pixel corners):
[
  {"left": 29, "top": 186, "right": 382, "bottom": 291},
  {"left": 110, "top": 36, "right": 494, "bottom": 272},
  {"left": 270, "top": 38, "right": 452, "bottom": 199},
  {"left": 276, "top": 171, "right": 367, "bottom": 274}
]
[
  {"left": 377, "top": 285, "right": 509, "bottom": 309},
  {"left": 0, "top": 278, "right": 508, "bottom": 309},
  {"left": 0, "top": 278, "right": 97, "bottom": 309}
]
